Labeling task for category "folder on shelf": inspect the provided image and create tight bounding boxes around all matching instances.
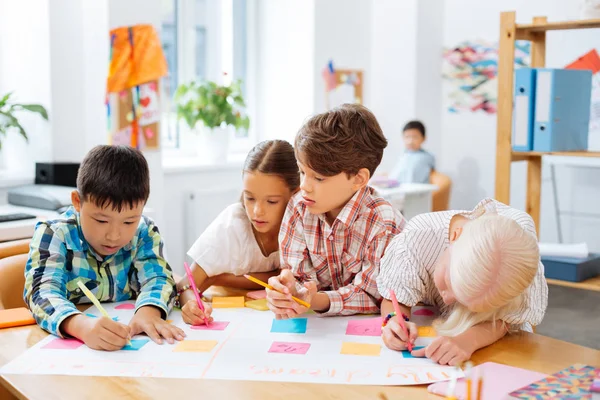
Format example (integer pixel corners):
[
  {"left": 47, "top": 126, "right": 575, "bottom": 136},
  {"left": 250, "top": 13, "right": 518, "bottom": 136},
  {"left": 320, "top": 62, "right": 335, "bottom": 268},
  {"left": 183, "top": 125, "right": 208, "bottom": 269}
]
[
  {"left": 512, "top": 68, "right": 536, "bottom": 151},
  {"left": 533, "top": 68, "right": 593, "bottom": 152}
]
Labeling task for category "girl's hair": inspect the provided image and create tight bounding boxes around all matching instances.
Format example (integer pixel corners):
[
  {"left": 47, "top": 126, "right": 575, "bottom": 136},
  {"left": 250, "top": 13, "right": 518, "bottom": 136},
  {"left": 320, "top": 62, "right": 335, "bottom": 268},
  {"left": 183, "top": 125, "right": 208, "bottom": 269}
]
[
  {"left": 435, "top": 214, "right": 539, "bottom": 336},
  {"left": 243, "top": 140, "right": 300, "bottom": 190}
]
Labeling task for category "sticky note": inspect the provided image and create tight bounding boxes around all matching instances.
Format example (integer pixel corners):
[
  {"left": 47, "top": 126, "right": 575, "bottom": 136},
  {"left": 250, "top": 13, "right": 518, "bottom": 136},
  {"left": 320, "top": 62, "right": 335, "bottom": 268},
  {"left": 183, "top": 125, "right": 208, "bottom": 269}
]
[
  {"left": 212, "top": 296, "right": 245, "bottom": 308},
  {"left": 402, "top": 346, "right": 425, "bottom": 358},
  {"left": 412, "top": 308, "right": 435, "bottom": 317},
  {"left": 85, "top": 313, "right": 118, "bottom": 321},
  {"left": 0, "top": 307, "right": 36, "bottom": 329},
  {"left": 115, "top": 303, "right": 136, "bottom": 310},
  {"left": 246, "top": 290, "right": 266, "bottom": 300},
  {"left": 268, "top": 341, "right": 311, "bottom": 355},
  {"left": 122, "top": 339, "right": 149, "bottom": 351},
  {"left": 340, "top": 342, "right": 381, "bottom": 356},
  {"left": 173, "top": 340, "right": 218, "bottom": 353},
  {"left": 166, "top": 320, "right": 173, "bottom": 324},
  {"left": 345, "top": 317, "right": 383, "bottom": 336},
  {"left": 245, "top": 298, "right": 269, "bottom": 311},
  {"left": 42, "top": 338, "right": 84, "bottom": 350},
  {"left": 418, "top": 326, "right": 436, "bottom": 337},
  {"left": 190, "top": 321, "right": 230, "bottom": 331},
  {"left": 270, "top": 318, "right": 307, "bottom": 334}
]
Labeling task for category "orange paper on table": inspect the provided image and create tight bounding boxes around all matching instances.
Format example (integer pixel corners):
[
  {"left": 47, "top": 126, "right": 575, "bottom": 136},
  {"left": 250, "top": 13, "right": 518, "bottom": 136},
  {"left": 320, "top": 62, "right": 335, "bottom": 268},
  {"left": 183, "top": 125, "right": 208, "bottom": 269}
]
[
  {"left": 107, "top": 24, "right": 168, "bottom": 93},
  {"left": 0, "top": 307, "right": 36, "bottom": 329},
  {"left": 173, "top": 340, "right": 218, "bottom": 353},
  {"left": 340, "top": 342, "right": 381, "bottom": 356},
  {"left": 212, "top": 296, "right": 245, "bottom": 308},
  {"left": 418, "top": 326, "right": 436, "bottom": 337}
]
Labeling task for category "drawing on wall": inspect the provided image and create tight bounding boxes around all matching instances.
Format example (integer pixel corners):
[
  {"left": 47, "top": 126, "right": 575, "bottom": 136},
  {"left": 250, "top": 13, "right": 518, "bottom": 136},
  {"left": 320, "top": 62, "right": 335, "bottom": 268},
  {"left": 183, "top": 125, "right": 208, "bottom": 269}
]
[{"left": 442, "top": 40, "right": 531, "bottom": 114}]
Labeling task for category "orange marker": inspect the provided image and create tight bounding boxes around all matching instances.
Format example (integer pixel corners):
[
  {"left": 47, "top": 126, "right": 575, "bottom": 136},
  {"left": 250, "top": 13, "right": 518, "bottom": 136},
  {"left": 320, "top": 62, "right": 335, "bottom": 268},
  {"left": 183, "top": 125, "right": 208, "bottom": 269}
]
[{"left": 243, "top": 274, "right": 311, "bottom": 308}]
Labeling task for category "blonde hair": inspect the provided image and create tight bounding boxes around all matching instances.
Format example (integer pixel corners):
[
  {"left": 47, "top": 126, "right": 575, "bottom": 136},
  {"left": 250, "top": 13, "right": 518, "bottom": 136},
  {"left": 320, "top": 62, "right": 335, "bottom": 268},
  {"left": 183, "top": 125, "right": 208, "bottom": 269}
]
[{"left": 435, "top": 214, "right": 539, "bottom": 336}]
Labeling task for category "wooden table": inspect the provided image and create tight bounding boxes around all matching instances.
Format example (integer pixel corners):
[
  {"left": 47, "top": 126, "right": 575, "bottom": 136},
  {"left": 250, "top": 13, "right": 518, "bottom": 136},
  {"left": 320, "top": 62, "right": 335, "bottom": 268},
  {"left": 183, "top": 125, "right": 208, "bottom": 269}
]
[{"left": 2, "top": 291, "right": 600, "bottom": 400}]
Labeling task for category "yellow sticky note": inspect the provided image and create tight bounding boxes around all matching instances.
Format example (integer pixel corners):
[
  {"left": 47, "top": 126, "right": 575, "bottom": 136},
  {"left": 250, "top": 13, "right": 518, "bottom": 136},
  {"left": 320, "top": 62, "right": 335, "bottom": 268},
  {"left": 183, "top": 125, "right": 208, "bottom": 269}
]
[
  {"left": 173, "top": 340, "right": 218, "bottom": 353},
  {"left": 166, "top": 319, "right": 173, "bottom": 324},
  {"left": 212, "top": 296, "right": 246, "bottom": 308},
  {"left": 245, "top": 298, "right": 269, "bottom": 311},
  {"left": 418, "top": 326, "right": 436, "bottom": 337},
  {"left": 340, "top": 342, "right": 381, "bottom": 356}
]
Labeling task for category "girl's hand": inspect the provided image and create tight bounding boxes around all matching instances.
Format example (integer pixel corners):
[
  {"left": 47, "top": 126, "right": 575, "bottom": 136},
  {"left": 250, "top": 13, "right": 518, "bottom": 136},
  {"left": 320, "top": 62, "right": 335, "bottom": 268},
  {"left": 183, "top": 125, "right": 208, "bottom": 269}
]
[
  {"left": 382, "top": 319, "right": 418, "bottom": 351},
  {"left": 181, "top": 300, "right": 214, "bottom": 326},
  {"left": 411, "top": 336, "right": 473, "bottom": 366}
]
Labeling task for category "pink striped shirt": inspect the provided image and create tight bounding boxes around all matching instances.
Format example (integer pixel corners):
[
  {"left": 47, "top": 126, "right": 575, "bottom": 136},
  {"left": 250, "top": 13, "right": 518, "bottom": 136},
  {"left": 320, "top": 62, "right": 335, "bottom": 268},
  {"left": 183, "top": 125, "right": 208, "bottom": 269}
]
[{"left": 278, "top": 187, "right": 406, "bottom": 316}]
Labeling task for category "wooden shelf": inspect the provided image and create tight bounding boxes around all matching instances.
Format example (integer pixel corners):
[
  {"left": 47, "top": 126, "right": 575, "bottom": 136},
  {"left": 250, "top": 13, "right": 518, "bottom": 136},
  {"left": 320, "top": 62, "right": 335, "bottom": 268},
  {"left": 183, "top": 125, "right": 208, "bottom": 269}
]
[
  {"left": 512, "top": 151, "right": 600, "bottom": 161},
  {"left": 547, "top": 276, "right": 600, "bottom": 292},
  {"left": 516, "top": 18, "right": 600, "bottom": 33}
]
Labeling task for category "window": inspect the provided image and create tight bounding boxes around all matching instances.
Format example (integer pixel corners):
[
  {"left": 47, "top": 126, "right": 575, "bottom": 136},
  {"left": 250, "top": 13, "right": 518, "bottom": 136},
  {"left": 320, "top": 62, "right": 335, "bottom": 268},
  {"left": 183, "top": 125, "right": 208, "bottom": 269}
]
[{"left": 160, "top": 0, "right": 254, "bottom": 155}]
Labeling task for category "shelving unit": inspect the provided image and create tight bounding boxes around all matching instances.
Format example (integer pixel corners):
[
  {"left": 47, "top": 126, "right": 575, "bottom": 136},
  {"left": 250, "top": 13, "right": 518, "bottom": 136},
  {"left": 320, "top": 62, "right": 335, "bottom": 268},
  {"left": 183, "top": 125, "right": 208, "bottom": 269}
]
[{"left": 495, "top": 12, "right": 600, "bottom": 291}]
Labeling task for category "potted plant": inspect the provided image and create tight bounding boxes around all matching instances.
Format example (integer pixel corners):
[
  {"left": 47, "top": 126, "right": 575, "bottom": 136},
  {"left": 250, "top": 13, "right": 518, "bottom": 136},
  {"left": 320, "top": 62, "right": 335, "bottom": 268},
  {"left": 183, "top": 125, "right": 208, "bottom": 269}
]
[
  {"left": 0, "top": 92, "right": 49, "bottom": 168},
  {"left": 174, "top": 79, "right": 249, "bottom": 161}
]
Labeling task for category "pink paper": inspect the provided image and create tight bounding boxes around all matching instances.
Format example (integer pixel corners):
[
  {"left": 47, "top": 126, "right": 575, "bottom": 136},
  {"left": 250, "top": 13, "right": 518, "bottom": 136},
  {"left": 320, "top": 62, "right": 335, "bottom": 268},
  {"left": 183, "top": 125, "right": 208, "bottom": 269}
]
[
  {"left": 115, "top": 303, "right": 135, "bottom": 310},
  {"left": 247, "top": 290, "right": 266, "bottom": 300},
  {"left": 345, "top": 317, "right": 383, "bottom": 336},
  {"left": 190, "top": 321, "right": 230, "bottom": 331},
  {"left": 427, "top": 362, "right": 548, "bottom": 400},
  {"left": 268, "top": 341, "right": 311, "bottom": 355},
  {"left": 42, "top": 338, "right": 84, "bottom": 350},
  {"left": 413, "top": 308, "right": 435, "bottom": 316}
]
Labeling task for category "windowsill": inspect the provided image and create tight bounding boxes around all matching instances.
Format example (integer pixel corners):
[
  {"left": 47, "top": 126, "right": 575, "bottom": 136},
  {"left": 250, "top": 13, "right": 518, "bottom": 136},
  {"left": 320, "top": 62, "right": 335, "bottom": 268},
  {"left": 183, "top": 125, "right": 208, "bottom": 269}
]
[
  {"left": 162, "top": 153, "right": 246, "bottom": 174},
  {"left": 0, "top": 170, "right": 34, "bottom": 188}
]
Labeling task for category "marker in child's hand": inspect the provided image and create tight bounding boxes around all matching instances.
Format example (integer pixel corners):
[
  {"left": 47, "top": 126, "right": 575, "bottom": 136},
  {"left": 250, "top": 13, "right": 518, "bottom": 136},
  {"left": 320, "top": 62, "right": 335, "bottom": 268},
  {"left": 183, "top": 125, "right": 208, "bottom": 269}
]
[
  {"left": 183, "top": 262, "right": 209, "bottom": 326},
  {"left": 244, "top": 274, "right": 311, "bottom": 308},
  {"left": 389, "top": 289, "right": 413, "bottom": 352}
]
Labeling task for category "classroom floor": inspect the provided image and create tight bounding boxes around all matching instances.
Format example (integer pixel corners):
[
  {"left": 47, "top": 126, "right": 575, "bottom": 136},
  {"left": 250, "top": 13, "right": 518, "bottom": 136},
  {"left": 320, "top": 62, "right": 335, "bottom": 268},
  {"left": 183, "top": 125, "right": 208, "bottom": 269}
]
[{"left": 536, "top": 285, "right": 600, "bottom": 350}]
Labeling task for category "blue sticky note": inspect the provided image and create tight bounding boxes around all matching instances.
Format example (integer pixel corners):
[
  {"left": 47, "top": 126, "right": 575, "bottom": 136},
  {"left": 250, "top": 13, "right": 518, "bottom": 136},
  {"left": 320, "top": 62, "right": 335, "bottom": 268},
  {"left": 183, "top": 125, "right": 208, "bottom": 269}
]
[
  {"left": 401, "top": 346, "right": 425, "bottom": 358},
  {"left": 85, "top": 313, "right": 119, "bottom": 321},
  {"left": 270, "top": 318, "right": 308, "bottom": 334},
  {"left": 122, "top": 339, "right": 150, "bottom": 351}
]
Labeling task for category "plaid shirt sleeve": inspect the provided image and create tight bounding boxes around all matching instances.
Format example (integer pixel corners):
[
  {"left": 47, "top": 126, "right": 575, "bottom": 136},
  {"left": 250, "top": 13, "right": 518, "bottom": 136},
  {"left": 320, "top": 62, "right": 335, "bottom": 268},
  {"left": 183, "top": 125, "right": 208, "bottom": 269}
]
[
  {"left": 24, "top": 223, "right": 81, "bottom": 337},
  {"left": 324, "top": 228, "right": 398, "bottom": 316},
  {"left": 132, "top": 219, "right": 176, "bottom": 319},
  {"left": 278, "top": 201, "right": 317, "bottom": 283}
]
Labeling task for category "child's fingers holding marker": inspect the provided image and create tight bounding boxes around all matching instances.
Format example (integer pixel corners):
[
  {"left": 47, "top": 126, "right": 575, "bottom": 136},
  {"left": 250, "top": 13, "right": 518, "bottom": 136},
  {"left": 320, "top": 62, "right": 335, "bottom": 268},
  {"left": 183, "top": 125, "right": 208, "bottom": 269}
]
[
  {"left": 382, "top": 319, "right": 408, "bottom": 351},
  {"left": 182, "top": 301, "right": 212, "bottom": 326},
  {"left": 267, "top": 274, "right": 290, "bottom": 295}
]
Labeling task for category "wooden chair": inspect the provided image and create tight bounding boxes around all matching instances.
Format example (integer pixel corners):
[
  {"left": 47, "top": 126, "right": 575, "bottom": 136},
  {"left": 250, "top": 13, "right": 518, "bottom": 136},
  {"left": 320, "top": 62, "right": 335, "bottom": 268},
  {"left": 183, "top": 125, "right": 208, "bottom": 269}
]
[
  {"left": 430, "top": 170, "right": 452, "bottom": 212},
  {"left": 0, "top": 239, "right": 30, "bottom": 310}
]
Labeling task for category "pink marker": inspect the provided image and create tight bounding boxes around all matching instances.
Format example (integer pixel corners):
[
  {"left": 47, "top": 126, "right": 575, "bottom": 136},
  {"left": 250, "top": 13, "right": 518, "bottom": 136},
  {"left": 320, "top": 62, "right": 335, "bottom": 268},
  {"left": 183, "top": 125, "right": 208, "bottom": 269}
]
[{"left": 183, "top": 262, "right": 209, "bottom": 326}]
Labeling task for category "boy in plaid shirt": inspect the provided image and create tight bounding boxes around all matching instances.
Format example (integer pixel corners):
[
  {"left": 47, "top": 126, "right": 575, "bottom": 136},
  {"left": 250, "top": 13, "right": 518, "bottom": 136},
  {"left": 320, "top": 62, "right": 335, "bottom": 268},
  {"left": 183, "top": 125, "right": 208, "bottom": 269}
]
[
  {"left": 266, "top": 104, "right": 406, "bottom": 317},
  {"left": 24, "top": 145, "right": 183, "bottom": 350}
]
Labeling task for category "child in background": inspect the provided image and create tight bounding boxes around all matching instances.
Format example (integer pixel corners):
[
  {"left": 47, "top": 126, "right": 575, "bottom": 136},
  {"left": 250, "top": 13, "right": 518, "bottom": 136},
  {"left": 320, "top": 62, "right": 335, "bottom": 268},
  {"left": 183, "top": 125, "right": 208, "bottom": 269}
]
[
  {"left": 377, "top": 198, "right": 548, "bottom": 366},
  {"left": 177, "top": 140, "right": 300, "bottom": 325},
  {"left": 266, "top": 104, "right": 406, "bottom": 318},
  {"left": 389, "top": 120, "right": 435, "bottom": 184},
  {"left": 24, "top": 145, "right": 183, "bottom": 350}
]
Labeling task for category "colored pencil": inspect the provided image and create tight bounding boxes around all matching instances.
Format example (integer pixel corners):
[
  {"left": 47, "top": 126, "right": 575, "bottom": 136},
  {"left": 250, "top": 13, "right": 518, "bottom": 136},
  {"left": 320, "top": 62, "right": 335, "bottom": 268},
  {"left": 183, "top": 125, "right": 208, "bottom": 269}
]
[{"left": 243, "top": 274, "right": 311, "bottom": 308}]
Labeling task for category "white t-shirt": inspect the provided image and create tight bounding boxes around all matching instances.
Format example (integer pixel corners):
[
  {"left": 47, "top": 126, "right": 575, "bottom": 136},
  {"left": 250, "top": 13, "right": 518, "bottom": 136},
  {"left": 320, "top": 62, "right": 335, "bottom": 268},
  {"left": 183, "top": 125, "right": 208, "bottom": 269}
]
[{"left": 187, "top": 203, "right": 280, "bottom": 277}]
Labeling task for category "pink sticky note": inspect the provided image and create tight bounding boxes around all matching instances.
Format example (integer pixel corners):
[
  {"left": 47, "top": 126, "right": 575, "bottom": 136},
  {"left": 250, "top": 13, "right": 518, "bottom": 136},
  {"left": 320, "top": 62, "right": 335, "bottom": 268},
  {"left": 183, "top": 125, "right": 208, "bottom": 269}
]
[
  {"left": 413, "top": 308, "right": 435, "bottom": 316},
  {"left": 345, "top": 317, "right": 383, "bottom": 336},
  {"left": 115, "top": 303, "right": 135, "bottom": 310},
  {"left": 42, "top": 338, "right": 84, "bottom": 350},
  {"left": 144, "top": 127, "right": 154, "bottom": 139},
  {"left": 268, "top": 341, "right": 311, "bottom": 355},
  {"left": 190, "top": 321, "right": 230, "bottom": 331},
  {"left": 246, "top": 290, "right": 266, "bottom": 300}
]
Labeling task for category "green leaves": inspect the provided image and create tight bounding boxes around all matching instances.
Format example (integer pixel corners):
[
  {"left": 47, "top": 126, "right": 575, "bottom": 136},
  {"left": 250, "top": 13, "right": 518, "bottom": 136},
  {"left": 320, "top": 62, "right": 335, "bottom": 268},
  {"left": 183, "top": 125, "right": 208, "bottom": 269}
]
[
  {"left": 0, "top": 92, "right": 49, "bottom": 148},
  {"left": 174, "top": 79, "right": 250, "bottom": 133}
]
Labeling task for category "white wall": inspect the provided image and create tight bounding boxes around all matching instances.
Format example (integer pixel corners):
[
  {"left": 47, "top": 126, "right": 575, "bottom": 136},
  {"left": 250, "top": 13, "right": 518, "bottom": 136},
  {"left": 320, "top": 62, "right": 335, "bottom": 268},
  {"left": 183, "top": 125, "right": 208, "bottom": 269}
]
[
  {"left": 255, "top": 0, "right": 316, "bottom": 144},
  {"left": 440, "top": 0, "right": 600, "bottom": 249}
]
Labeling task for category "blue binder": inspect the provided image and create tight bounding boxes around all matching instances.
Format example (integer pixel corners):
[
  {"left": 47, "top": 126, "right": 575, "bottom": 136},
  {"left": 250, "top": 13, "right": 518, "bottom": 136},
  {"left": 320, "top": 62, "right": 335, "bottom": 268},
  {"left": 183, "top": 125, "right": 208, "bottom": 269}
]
[
  {"left": 533, "top": 68, "right": 592, "bottom": 152},
  {"left": 512, "top": 68, "right": 536, "bottom": 151}
]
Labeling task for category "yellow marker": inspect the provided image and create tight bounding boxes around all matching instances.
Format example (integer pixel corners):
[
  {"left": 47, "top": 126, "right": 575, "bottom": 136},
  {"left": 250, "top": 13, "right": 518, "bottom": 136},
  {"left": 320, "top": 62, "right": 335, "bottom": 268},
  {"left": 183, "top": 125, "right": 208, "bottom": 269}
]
[
  {"left": 243, "top": 274, "right": 311, "bottom": 308},
  {"left": 77, "top": 281, "right": 131, "bottom": 346}
]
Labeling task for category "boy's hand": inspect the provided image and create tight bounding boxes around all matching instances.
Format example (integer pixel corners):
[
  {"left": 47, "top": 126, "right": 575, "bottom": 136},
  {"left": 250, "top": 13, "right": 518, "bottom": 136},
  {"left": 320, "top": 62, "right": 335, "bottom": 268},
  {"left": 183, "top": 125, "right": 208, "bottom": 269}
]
[
  {"left": 181, "top": 300, "right": 214, "bottom": 326},
  {"left": 266, "top": 270, "right": 316, "bottom": 319},
  {"left": 410, "top": 336, "right": 473, "bottom": 366},
  {"left": 382, "top": 319, "right": 418, "bottom": 351},
  {"left": 79, "top": 315, "right": 132, "bottom": 351},
  {"left": 129, "top": 306, "right": 186, "bottom": 345}
]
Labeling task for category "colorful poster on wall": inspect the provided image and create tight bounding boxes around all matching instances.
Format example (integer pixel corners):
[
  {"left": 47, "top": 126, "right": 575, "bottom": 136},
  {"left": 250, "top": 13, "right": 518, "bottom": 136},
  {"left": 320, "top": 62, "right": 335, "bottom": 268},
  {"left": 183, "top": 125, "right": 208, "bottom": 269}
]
[{"left": 442, "top": 40, "right": 530, "bottom": 114}]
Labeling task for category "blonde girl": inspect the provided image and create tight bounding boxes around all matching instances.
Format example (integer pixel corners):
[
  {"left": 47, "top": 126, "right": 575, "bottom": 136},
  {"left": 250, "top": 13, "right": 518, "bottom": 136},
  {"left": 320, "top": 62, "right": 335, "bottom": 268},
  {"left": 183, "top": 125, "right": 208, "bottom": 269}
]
[
  {"left": 376, "top": 198, "right": 547, "bottom": 366},
  {"left": 176, "top": 140, "right": 300, "bottom": 325}
]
